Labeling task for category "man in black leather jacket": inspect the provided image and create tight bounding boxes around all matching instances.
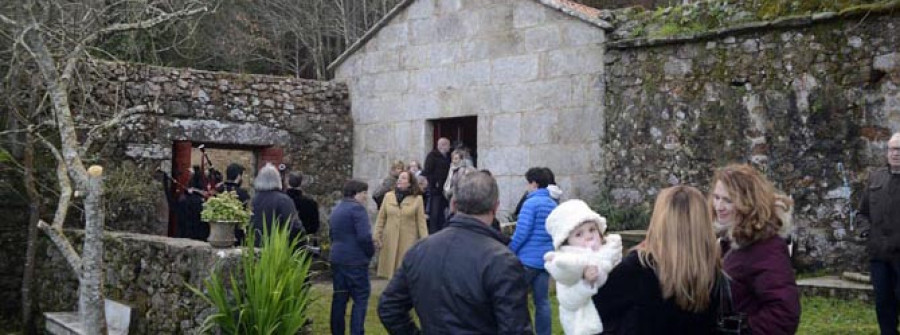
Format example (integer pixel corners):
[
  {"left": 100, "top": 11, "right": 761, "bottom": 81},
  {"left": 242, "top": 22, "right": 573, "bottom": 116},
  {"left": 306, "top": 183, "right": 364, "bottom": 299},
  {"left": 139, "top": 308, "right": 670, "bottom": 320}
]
[
  {"left": 859, "top": 132, "right": 900, "bottom": 335},
  {"left": 378, "top": 172, "right": 532, "bottom": 334}
]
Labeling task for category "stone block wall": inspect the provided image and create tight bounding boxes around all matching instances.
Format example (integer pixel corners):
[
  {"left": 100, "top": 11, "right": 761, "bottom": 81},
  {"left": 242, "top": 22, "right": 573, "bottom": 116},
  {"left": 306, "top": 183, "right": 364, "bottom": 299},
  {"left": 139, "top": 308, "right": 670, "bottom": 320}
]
[
  {"left": 34, "top": 230, "right": 242, "bottom": 334},
  {"left": 86, "top": 61, "right": 352, "bottom": 233},
  {"left": 334, "top": 0, "right": 608, "bottom": 214},
  {"left": 602, "top": 12, "right": 900, "bottom": 271}
]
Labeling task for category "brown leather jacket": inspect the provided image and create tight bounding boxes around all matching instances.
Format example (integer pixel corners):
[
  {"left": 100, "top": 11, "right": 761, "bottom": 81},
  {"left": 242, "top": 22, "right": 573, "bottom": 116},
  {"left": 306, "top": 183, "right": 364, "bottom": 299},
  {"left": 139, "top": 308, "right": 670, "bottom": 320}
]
[{"left": 858, "top": 167, "right": 900, "bottom": 260}]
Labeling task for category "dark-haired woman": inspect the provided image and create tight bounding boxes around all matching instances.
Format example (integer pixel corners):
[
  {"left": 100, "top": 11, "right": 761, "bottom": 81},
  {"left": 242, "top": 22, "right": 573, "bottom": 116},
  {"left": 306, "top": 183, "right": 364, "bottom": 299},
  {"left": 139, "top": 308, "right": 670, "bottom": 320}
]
[{"left": 374, "top": 170, "right": 428, "bottom": 279}]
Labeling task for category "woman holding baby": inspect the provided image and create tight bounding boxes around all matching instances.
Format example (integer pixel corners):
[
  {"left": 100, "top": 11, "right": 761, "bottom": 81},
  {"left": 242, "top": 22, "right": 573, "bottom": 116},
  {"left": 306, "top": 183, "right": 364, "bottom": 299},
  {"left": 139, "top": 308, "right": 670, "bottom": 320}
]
[{"left": 589, "top": 186, "right": 722, "bottom": 334}]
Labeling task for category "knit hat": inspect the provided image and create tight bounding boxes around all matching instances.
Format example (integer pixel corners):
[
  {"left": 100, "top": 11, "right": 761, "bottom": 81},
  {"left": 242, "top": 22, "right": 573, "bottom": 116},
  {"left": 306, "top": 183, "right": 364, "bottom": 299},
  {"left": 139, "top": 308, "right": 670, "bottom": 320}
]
[{"left": 545, "top": 199, "right": 607, "bottom": 249}]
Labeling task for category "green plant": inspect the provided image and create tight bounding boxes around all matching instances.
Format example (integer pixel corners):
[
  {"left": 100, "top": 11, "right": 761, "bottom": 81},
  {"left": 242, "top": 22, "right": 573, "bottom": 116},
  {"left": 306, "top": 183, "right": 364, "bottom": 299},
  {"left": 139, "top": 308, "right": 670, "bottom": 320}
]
[
  {"left": 202, "top": 191, "right": 251, "bottom": 224},
  {"left": 104, "top": 164, "right": 159, "bottom": 224},
  {"left": 592, "top": 188, "right": 651, "bottom": 232},
  {"left": 189, "top": 222, "right": 314, "bottom": 334}
]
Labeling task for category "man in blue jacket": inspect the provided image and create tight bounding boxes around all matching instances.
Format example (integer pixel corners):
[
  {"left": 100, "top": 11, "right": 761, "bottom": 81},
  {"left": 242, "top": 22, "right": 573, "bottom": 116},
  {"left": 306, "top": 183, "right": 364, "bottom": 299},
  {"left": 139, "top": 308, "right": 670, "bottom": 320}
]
[
  {"left": 329, "top": 179, "right": 375, "bottom": 335},
  {"left": 509, "top": 167, "right": 558, "bottom": 335}
]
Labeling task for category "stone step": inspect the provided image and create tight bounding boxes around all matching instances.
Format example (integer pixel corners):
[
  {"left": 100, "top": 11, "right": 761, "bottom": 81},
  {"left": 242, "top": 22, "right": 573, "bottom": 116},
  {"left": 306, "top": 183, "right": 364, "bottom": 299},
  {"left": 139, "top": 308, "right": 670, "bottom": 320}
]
[
  {"left": 797, "top": 276, "right": 874, "bottom": 302},
  {"left": 44, "top": 299, "right": 132, "bottom": 335},
  {"left": 45, "top": 312, "right": 81, "bottom": 335}
]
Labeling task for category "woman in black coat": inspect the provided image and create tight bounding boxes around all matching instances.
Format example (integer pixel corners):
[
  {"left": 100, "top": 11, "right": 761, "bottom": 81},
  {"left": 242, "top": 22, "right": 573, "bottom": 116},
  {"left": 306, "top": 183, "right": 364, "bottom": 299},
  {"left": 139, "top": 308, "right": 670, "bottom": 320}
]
[
  {"left": 177, "top": 166, "right": 209, "bottom": 241},
  {"left": 593, "top": 186, "right": 721, "bottom": 335},
  {"left": 250, "top": 163, "right": 300, "bottom": 247}
]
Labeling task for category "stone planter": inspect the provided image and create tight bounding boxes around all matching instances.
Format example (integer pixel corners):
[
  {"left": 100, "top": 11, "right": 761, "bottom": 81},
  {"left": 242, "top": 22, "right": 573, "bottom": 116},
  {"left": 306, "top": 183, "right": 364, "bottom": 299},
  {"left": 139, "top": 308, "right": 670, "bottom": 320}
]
[{"left": 208, "top": 221, "right": 238, "bottom": 248}]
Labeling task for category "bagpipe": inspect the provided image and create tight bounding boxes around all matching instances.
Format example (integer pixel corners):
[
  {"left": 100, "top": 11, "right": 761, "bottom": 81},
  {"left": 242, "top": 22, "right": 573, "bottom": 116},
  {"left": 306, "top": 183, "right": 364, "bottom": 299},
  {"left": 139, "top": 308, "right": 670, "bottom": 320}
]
[{"left": 198, "top": 144, "right": 222, "bottom": 199}]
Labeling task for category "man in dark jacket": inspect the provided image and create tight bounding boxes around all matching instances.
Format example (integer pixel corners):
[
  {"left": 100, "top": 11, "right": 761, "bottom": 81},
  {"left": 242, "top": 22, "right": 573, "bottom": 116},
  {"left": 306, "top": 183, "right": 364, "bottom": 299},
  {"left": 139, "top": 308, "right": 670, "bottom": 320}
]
[
  {"left": 859, "top": 132, "right": 900, "bottom": 335},
  {"left": 329, "top": 179, "right": 375, "bottom": 335},
  {"left": 378, "top": 172, "right": 532, "bottom": 334},
  {"left": 422, "top": 137, "right": 451, "bottom": 233},
  {"left": 285, "top": 172, "right": 320, "bottom": 235},
  {"left": 218, "top": 163, "right": 250, "bottom": 245}
]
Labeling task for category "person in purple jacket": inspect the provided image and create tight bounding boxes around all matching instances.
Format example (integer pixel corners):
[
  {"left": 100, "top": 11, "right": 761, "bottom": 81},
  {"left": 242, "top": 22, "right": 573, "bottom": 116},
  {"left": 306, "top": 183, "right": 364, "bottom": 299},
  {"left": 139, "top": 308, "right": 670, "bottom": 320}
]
[
  {"left": 329, "top": 179, "right": 375, "bottom": 335},
  {"left": 710, "top": 164, "right": 800, "bottom": 335},
  {"left": 509, "top": 167, "right": 558, "bottom": 335}
]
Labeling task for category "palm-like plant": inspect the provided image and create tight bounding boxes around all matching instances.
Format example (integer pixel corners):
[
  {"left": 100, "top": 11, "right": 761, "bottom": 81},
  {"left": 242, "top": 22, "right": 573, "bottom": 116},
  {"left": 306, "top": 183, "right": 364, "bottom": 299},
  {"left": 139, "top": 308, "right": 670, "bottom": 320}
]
[{"left": 190, "top": 221, "right": 313, "bottom": 334}]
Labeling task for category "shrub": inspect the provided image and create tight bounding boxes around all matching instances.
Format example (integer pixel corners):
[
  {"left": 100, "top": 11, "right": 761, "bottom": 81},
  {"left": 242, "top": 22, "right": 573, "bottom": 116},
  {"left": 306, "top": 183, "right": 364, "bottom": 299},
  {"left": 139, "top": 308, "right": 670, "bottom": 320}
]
[
  {"left": 201, "top": 191, "right": 251, "bottom": 224},
  {"left": 189, "top": 221, "right": 313, "bottom": 334},
  {"left": 592, "top": 188, "right": 651, "bottom": 232}
]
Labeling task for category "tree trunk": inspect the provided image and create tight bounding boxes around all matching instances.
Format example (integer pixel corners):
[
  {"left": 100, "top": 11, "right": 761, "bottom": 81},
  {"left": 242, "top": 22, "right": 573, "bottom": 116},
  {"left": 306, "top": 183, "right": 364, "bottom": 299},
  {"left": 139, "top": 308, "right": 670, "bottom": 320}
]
[
  {"left": 21, "top": 132, "right": 41, "bottom": 334},
  {"left": 79, "top": 166, "right": 106, "bottom": 335}
]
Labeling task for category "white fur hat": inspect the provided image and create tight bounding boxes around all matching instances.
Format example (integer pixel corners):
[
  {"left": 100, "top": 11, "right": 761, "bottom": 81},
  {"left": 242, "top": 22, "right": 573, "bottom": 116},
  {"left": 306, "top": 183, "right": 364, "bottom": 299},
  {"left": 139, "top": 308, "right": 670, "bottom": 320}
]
[{"left": 545, "top": 199, "right": 607, "bottom": 249}]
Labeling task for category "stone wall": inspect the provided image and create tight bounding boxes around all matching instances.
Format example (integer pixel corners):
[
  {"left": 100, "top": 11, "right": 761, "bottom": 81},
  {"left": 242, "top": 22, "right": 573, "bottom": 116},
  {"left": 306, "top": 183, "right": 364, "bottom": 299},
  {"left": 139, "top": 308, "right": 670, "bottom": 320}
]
[
  {"left": 34, "top": 230, "right": 242, "bottom": 334},
  {"left": 88, "top": 61, "right": 352, "bottom": 233},
  {"left": 334, "top": 0, "right": 607, "bottom": 214},
  {"left": 603, "top": 11, "right": 900, "bottom": 271},
  {"left": 1, "top": 62, "right": 351, "bottom": 325}
]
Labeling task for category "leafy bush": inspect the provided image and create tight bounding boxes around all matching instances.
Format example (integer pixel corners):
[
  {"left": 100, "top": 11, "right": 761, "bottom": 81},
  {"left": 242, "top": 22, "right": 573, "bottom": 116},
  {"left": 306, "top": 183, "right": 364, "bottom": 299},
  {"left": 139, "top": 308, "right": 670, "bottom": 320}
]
[
  {"left": 104, "top": 163, "right": 159, "bottom": 226},
  {"left": 592, "top": 188, "right": 651, "bottom": 232},
  {"left": 202, "top": 191, "right": 251, "bottom": 224},
  {"left": 189, "top": 222, "right": 313, "bottom": 334}
]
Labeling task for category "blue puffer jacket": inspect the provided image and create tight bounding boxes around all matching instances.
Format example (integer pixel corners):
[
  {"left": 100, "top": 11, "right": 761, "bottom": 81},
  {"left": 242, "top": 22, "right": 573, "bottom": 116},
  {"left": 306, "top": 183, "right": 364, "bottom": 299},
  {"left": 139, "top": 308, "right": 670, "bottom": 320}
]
[{"left": 509, "top": 188, "right": 557, "bottom": 269}]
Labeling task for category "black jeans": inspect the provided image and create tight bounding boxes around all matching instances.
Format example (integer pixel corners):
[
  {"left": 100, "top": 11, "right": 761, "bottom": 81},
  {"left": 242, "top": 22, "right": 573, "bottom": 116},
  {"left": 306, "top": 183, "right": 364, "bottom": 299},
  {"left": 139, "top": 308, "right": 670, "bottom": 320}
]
[
  {"left": 872, "top": 260, "right": 900, "bottom": 335},
  {"left": 330, "top": 264, "right": 371, "bottom": 335},
  {"left": 427, "top": 191, "right": 448, "bottom": 234}
]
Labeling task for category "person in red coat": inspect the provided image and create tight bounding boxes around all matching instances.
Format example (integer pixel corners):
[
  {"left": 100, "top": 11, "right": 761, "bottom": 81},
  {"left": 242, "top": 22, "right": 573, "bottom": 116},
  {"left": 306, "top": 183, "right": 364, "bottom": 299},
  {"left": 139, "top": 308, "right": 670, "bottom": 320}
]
[{"left": 710, "top": 164, "right": 800, "bottom": 335}]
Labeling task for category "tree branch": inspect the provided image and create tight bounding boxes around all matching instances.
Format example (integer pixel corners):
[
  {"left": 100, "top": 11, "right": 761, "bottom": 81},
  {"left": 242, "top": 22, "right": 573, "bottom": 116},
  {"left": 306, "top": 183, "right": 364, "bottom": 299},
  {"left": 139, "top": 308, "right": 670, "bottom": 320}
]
[
  {"left": 0, "top": 13, "right": 17, "bottom": 26},
  {"left": 31, "top": 130, "right": 74, "bottom": 229},
  {"left": 82, "top": 104, "right": 151, "bottom": 156},
  {"left": 95, "top": 6, "right": 208, "bottom": 39},
  {"left": 37, "top": 220, "right": 83, "bottom": 278},
  {"left": 25, "top": 24, "right": 90, "bottom": 192}
]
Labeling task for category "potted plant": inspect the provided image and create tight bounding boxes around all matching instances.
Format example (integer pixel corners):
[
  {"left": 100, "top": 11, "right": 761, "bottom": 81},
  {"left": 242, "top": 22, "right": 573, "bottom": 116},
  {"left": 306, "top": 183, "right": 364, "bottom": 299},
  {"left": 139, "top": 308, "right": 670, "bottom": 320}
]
[{"left": 201, "top": 191, "right": 250, "bottom": 248}]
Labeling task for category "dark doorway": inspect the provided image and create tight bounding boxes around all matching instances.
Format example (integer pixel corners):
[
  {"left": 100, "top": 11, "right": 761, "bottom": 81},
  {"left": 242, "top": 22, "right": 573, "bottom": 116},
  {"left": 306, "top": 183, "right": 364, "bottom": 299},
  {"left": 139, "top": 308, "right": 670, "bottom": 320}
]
[
  {"left": 431, "top": 116, "right": 477, "bottom": 165},
  {"left": 168, "top": 141, "right": 283, "bottom": 237}
]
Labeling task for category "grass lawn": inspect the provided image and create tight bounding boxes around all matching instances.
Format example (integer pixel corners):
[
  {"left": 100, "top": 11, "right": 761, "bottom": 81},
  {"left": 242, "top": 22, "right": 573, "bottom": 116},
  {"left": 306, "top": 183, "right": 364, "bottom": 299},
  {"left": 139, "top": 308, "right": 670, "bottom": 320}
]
[{"left": 310, "top": 282, "right": 878, "bottom": 335}]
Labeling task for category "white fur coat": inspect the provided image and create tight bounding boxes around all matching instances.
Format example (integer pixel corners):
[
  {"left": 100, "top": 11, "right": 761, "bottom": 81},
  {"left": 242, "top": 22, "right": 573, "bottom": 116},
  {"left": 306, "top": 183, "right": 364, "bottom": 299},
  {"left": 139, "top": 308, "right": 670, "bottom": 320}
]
[{"left": 544, "top": 234, "right": 623, "bottom": 335}]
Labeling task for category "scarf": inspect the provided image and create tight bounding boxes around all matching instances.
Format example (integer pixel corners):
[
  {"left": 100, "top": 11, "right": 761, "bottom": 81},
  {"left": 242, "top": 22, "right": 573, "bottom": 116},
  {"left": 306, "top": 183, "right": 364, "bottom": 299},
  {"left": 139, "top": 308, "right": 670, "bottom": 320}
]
[{"left": 395, "top": 188, "right": 409, "bottom": 204}]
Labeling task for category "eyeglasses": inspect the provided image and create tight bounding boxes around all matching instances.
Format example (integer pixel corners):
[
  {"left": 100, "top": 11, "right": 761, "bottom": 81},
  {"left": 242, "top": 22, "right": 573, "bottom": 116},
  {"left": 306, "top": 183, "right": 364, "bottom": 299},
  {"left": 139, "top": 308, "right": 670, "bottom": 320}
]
[{"left": 889, "top": 147, "right": 900, "bottom": 153}]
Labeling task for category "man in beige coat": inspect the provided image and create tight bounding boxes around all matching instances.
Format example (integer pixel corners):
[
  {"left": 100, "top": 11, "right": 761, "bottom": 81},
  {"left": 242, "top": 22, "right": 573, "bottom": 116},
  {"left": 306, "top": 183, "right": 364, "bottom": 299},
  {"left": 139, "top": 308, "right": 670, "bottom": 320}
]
[{"left": 374, "top": 170, "right": 428, "bottom": 279}]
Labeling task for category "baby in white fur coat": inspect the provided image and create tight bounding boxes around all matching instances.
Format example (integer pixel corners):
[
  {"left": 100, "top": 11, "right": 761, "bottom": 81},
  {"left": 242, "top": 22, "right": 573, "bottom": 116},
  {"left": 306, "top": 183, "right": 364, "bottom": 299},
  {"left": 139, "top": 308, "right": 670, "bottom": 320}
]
[{"left": 544, "top": 200, "right": 622, "bottom": 335}]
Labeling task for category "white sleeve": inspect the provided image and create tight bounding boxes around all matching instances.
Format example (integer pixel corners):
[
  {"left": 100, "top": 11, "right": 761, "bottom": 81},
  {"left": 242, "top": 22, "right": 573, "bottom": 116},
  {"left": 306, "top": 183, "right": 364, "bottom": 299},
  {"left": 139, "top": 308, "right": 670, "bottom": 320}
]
[{"left": 544, "top": 251, "right": 589, "bottom": 286}]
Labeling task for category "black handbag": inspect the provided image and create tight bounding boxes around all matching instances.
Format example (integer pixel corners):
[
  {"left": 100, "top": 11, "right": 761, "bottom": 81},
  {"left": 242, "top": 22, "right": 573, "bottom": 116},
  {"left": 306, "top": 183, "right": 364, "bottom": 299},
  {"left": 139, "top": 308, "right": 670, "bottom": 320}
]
[{"left": 716, "top": 271, "right": 751, "bottom": 335}]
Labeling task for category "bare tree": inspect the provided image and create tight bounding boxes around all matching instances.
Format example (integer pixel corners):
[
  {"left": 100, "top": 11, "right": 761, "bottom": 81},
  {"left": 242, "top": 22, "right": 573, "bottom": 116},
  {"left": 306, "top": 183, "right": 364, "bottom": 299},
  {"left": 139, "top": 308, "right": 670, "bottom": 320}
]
[
  {"left": 250, "top": 0, "right": 402, "bottom": 79},
  {"left": 0, "top": 1, "right": 207, "bottom": 333}
]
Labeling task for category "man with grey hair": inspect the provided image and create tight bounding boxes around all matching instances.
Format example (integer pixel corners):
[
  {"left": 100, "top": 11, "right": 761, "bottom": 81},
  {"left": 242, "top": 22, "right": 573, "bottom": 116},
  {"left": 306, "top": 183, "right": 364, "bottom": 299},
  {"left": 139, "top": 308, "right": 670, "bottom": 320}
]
[
  {"left": 250, "top": 163, "right": 301, "bottom": 247},
  {"left": 859, "top": 132, "right": 900, "bottom": 335},
  {"left": 378, "top": 172, "right": 532, "bottom": 334},
  {"left": 422, "top": 137, "right": 452, "bottom": 233}
]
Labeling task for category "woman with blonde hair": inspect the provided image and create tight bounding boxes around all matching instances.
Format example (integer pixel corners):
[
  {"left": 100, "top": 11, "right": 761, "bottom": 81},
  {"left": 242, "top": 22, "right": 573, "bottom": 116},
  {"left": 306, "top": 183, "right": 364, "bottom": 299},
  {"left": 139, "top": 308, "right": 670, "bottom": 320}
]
[
  {"left": 374, "top": 170, "right": 429, "bottom": 279},
  {"left": 710, "top": 164, "right": 800, "bottom": 334},
  {"left": 592, "top": 186, "right": 721, "bottom": 334}
]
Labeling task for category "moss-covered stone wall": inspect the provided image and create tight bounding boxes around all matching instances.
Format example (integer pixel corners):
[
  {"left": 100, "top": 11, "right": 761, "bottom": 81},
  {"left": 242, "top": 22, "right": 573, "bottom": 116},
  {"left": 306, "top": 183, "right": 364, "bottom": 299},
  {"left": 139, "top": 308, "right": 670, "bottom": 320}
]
[
  {"left": 603, "top": 12, "right": 900, "bottom": 271},
  {"left": 34, "top": 230, "right": 242, "bottom": 334}
]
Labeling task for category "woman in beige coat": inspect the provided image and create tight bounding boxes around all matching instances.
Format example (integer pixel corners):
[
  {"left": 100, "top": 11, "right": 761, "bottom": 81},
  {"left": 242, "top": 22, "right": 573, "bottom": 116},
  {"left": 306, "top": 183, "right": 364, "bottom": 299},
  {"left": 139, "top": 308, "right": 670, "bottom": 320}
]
[{"left": 374, "top": 170, "right": 429, "bottom": 279}]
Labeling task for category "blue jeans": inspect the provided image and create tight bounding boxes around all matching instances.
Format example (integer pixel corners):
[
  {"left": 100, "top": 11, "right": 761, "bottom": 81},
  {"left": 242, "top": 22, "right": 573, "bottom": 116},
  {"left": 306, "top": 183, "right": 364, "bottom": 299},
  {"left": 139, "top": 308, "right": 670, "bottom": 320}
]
[
  {"left": 524, "top": 266, "right": 551, "bottom": 335},
  {"left": 330, "top": 264, "right": 370, "bottom": 335},
  {"left": 872, "top": 260, "right": 900, "bottom": 335}
]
